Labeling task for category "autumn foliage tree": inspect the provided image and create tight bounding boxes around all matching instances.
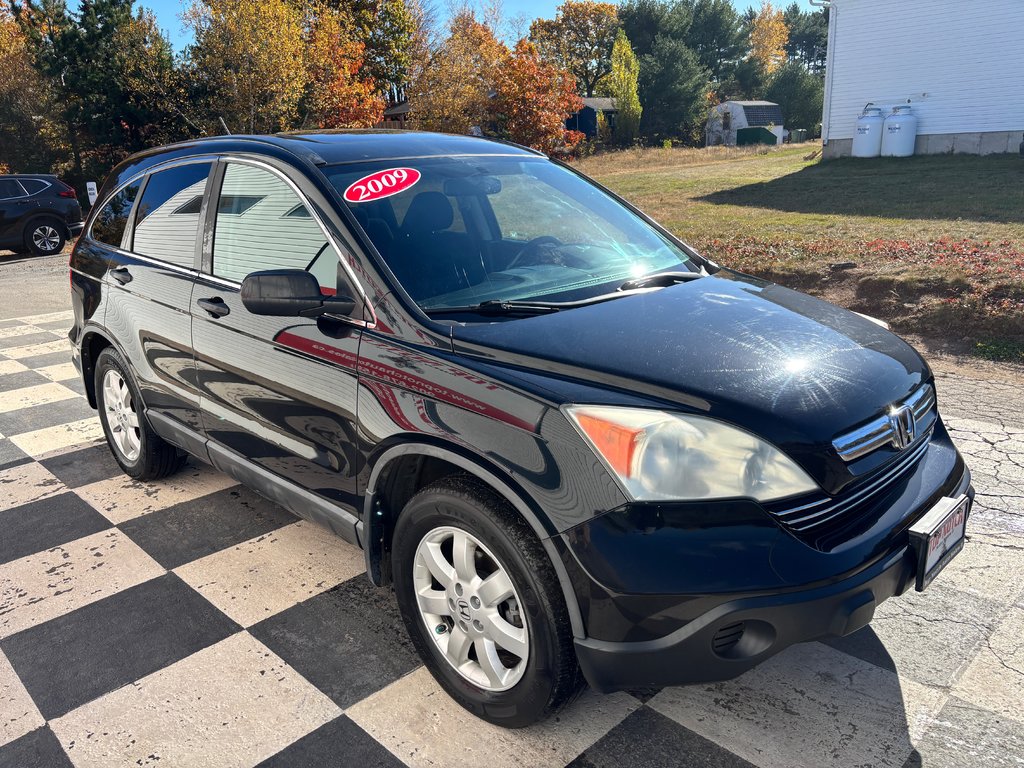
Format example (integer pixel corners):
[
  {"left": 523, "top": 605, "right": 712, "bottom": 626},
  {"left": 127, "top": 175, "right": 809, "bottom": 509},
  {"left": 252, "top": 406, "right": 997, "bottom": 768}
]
[
  {"left": 184, "top": 0, "right": 307, "bottom": 134},
  {"left": 407, "top": 11, "right": 506, "bottom": 135},
  {"left": 606, "top": 29, "right": 642, "bottom": 145},
  {"left": 529, "top": 0, "right": 619, "bottom": 97},
  {"left": 493, "top": 40, "right": 584, "bottom": 153},
  {"left": 303, "top": 5, "right": 385, "bottom": 128},
  {"left": 748, "top": 0, "right": 788, "bottom": 75}
]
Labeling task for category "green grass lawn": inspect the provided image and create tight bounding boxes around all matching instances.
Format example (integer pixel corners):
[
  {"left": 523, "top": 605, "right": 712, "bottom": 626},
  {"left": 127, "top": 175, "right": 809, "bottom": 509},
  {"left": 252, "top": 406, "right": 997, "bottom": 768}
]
[{"left": 576, "top": 144, "right": 1024, "bottom": 359}]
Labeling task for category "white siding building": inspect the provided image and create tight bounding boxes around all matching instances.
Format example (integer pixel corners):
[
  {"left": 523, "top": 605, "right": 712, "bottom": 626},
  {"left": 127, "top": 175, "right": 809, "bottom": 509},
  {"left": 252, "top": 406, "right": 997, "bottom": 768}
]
[{"left": 822, "top": 0, "right": 1024, "bottom": 158}]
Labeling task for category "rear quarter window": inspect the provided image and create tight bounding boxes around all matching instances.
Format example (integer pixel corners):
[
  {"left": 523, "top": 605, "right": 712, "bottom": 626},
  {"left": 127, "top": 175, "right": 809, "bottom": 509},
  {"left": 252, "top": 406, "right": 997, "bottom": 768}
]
[
  {"left": 91, "top": 180, "right": 142, "bottom": 247},
  {"left": 19, "top": 179, "right": 48, "bottom": 195}
]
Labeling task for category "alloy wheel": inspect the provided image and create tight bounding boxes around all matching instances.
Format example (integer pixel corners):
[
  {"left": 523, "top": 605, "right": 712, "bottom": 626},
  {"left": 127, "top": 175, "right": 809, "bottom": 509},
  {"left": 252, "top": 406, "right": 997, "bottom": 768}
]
[
  {"left": 412, "top": 525, "right": 529, "bottom": 691},
  {"left": 31, "top": 225, "right": 61, "bottom": 253},
  {"left": 102, "top": 369, "right": 141, "bottom": 462}
]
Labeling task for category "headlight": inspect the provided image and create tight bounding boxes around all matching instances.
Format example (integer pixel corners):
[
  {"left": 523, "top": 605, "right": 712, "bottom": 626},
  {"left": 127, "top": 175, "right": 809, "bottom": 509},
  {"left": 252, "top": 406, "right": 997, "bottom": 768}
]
[{"left": 565, "top": 406, "right": 818, "bottom": 502}]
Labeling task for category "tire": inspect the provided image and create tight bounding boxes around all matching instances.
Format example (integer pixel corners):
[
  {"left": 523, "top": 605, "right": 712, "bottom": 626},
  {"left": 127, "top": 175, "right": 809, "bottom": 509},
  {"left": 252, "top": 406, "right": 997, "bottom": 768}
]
[
  {"left": 94, "top": 347, "right": 186, "bottom": 481},
  {"left": 24, "top": 217, "right": 66, "bottom": 255},
  {"left": 391, "top": 475, "right": 584, "bottom": 727}
]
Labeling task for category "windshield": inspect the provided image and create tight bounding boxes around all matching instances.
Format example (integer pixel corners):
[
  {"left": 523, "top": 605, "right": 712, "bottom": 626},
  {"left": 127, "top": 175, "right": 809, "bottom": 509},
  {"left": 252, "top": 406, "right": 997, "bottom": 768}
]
[{"left": 325, "top": 156, "right": 696, "bottom": 311}]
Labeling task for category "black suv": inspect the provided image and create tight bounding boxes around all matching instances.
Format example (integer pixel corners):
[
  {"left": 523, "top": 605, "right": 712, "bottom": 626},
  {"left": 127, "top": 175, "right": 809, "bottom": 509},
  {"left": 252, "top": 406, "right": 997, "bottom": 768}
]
[
  {"left": 69, "top": 132, "right": 972, "bottom": 727},
  {"left": 0, "top": 174, "right": 84, "bottom": 254}
]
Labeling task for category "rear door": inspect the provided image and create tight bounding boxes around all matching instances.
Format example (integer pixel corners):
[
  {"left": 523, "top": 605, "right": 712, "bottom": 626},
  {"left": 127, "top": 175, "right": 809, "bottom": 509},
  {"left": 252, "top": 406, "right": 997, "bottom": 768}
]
[
  {"left": 191, "top": 158, "right": 366, "bottom": 532},
  {"left": 101, "top": 160, "right": 213, "bottom": 444}
]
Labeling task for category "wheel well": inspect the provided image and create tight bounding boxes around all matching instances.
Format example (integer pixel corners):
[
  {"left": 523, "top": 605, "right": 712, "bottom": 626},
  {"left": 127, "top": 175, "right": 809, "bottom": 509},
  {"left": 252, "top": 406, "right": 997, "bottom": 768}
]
[
  {"left": 22, "top": 213, "right": 66, "bottom": 238},
  {"left": 80, "top": 332, "right": 112, "bottom": 408},
  {"left": 370, "top": 454, "right": 465, "bottom": 584}
]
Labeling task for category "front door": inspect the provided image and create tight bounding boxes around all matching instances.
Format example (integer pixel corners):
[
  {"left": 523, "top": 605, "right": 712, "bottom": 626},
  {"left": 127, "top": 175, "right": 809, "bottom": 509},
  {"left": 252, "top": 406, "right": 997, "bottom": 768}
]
[{"left": 191, "top": 159, "right": 365, "bottom": 525}]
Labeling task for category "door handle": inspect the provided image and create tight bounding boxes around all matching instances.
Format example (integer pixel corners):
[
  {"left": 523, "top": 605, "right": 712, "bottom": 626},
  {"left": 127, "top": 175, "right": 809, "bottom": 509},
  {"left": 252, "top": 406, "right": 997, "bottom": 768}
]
[
  {"left": 109, "top": 267, "right": 132, "bottom": 285},
  {"left": 197, "top": 296, "right": 230, "bottom": 318}
]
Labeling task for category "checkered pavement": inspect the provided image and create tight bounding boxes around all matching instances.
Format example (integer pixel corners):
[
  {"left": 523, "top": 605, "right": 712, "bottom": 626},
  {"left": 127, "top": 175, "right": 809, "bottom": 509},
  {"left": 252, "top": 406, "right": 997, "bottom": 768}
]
[{"left": 1, "top": 309, "right": 1023, "bottom": 768}]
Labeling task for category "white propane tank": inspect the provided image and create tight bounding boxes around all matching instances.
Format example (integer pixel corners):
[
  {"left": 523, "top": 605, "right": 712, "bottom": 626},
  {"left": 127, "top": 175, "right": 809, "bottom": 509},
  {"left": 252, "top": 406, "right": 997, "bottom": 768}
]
[
  {"left": 852, "top": 106, "right": 885, "bottom": 157},
  {"left": 881, "top": 105, "right": 918, "bottom": 157}
]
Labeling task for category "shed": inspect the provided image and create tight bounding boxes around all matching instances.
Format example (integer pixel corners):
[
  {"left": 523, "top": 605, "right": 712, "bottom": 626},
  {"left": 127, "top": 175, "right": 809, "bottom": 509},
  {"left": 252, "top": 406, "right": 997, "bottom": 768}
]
[
  {"left": 378, "top": 101, "right": 411, "bottom": 130},
  {"left": 821, "top": 0, "right": 1024, "bottom": 158},
  {"left": 706, "top": 101, "right": 785, "bottom": 147},
  {"left": 565, "top": 97, "right": 618, "bottom": 139}
]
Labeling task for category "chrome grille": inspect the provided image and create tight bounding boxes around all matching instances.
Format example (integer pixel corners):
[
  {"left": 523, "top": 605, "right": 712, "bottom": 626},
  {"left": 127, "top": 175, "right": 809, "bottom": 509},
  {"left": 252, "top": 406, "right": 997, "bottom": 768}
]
[
  {"left": 832, "top": 384, "right": 936, "bottom": 462},
  {"left": 769, "top": 432, "right": 932, "bottom": 536}
]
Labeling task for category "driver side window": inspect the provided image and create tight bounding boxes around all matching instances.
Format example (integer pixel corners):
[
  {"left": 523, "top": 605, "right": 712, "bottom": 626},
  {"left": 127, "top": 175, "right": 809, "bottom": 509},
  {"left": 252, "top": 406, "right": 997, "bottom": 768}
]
[{"left": 212, "top": 163, "right": 339, "bottom": 290}]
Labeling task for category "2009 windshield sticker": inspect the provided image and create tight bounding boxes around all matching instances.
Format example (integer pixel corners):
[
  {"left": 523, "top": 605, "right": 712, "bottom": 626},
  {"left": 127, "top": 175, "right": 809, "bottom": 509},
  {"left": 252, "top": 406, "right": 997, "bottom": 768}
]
[{"left": 343, "top": 168, "right": 421, "bottom": 203}]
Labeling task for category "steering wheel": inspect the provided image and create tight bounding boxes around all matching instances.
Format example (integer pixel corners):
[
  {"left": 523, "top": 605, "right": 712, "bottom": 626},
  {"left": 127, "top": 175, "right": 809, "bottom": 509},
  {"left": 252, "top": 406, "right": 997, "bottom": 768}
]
[{"left": 506, "top": 236, "right": 563, "bottom": 270}]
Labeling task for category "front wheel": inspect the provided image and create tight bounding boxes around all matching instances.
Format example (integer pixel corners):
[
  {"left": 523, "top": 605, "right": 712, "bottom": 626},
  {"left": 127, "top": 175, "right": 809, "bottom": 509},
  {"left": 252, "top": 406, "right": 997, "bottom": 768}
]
[{"left": 391, "top": 475, "right": 583, "bottom": 727}]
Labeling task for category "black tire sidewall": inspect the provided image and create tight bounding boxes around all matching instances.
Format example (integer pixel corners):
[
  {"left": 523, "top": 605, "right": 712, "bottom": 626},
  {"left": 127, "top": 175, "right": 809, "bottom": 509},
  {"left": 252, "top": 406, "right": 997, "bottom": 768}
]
[
  {"left": 392, "top": 480, "right": 568, "bottom": 727},
  {"left": 94, "top": 348, "right": 149, "bottom": 478},
  {"left": 25, "top": 218, "right": 66, "bottom": 255}
]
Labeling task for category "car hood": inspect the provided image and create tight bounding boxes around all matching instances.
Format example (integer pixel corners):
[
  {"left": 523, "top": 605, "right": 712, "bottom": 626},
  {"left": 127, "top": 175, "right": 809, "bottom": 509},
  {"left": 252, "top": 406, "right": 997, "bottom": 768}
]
[{"left": 450, "top": 273, "right": 931, "bottom": 494}]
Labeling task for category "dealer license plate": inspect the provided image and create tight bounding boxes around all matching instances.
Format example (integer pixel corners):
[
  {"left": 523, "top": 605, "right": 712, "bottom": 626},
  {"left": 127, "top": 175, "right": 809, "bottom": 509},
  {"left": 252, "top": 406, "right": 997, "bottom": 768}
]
[{"left": 908, "top": 495, "right": 969, "bottom": 591}]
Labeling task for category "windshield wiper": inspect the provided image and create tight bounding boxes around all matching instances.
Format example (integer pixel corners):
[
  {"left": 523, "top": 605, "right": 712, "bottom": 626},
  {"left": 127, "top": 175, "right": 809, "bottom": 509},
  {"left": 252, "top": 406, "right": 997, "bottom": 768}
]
[
  {"left": 617, "top": 271, "right": 704, "bottom": 292},
  {"left": 424, "top": 300, "right": 562, "bottom": 317}
]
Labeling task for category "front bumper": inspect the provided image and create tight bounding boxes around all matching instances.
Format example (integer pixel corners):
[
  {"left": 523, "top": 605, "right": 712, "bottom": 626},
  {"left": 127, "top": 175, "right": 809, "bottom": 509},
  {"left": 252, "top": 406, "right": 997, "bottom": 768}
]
[{"left": 573, "top": 468, "right": 973, "bottom": 692}]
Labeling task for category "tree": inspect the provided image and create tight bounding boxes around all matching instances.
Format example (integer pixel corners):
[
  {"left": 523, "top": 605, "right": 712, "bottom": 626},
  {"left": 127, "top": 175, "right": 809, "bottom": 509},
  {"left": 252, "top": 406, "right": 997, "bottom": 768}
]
[
  {"left": 407, "top": 11, "right": 506, "bottom": 134},
  {"left": 618, "top": 0, "right": 690, "bottom": 59},
  {"left": 783, "top": 2, "right": 828, "bottom": 74},
  {"left": 681, "top": 0, "right": 745, "bottom": 82},
  {"left": 116, "top": 9, "right": 205, "bottom": 143},
  {"left": 638, "top": 34, "right": 709, "bottom": 143},
  {"left": 528, "top": 1, "right": 618, "bottom": 97},
  {"left": 748, "top": 0, "right": 788, "bottom": 75},
  {"left": 492, "top": 40, "right": 583, "bottom": 152},
  {"left": 0, "top": 5, "right": 66, "bottom": 173},
  {"left": 303, "top": 4, "right": 385, "bottom": 127},
  {"left": 606, "top": 30, "right": 641, "bottom": 145},
  {"left": 325, "top": 0, "right": 417, "bottom": 100},
  {"left": 765, "top": 59, "right": 823, "bottom": 131},
  {"left": 184, "top": 0, "right": 307, "bottom": 134}
]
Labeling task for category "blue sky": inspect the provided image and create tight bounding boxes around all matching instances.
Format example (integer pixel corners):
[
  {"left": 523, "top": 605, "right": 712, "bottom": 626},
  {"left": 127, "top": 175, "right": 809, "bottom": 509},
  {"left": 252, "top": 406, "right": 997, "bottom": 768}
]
[{"left": 90, "top": 0, "right": 816, "bottom": 53}]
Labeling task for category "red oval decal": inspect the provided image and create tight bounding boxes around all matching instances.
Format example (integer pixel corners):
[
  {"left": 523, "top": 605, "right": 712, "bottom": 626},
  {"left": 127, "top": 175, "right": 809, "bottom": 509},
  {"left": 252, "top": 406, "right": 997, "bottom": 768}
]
[{"left": 343, "top": 167, "right": 421, "bottom": 203}]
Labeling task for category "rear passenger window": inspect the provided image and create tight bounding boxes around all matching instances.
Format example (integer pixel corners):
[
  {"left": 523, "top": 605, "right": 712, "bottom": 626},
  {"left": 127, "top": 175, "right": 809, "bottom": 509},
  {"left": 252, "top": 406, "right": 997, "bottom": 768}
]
[
  {"left": 133, "top": 163, "right": 212, "bottom": 268},
  {"left": 91, "top": 180, "right": 142, "bottom": 247},
  {"left": 20, "top": 179, "right": 48, "bottom": 195},
  {"left": 212, "top": 163, "right": 339, "bottom": 290}
]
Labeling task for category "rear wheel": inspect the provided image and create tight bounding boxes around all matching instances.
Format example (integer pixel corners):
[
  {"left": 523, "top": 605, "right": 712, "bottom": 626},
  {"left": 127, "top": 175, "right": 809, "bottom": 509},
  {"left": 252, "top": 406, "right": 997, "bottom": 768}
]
[
  {"left": 94, "top": 347, "right": 186, "bottom": 480},
  {"left": 392, "top": 475, "right": 584, "bottom": 727},
  {"left": 25, "top": 218, "right": 66, "bottom": 255}
]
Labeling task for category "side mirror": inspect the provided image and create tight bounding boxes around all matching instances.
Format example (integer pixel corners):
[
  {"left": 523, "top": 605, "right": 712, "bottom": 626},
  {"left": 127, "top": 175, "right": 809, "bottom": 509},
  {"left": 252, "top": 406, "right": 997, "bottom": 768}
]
[{"left": 240, "top": 269, "right": 356, "bottom": 318}]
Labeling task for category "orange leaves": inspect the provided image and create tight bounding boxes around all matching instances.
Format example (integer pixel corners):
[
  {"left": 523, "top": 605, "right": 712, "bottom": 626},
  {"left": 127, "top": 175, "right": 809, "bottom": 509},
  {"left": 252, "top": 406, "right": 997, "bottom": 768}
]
[
  {"left": 528, "top": 1, "right": 618, "bottom": 97},
  {"left": 493, "top": 40, "right": 584, "bottom": 153},
  {"left": 303, "top": 5, "right": 384, "bottom": 128}
]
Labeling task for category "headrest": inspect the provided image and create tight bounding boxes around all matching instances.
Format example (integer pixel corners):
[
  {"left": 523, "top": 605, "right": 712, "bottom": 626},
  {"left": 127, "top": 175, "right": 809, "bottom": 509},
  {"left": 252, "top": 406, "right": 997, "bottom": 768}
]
[{"left": 401, "top": 191, "right": 454, "bottom": 234}]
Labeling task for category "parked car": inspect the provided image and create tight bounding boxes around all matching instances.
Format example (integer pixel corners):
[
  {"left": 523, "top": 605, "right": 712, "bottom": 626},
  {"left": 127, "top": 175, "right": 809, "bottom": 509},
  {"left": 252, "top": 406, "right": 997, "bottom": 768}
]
[
  {"left": 68, "top": 132, "right": 972, "bottom": 727},
  {"left": 0, "top": 174, "right": 84, "bottom": 255}
]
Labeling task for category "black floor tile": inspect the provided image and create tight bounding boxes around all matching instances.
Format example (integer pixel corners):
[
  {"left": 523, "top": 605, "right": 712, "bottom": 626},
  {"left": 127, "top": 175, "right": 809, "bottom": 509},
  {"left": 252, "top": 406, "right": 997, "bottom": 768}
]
[
  {"left": 40, "top": 443, "right": 122, "bottom": 488},
  {"left": 0, "top": 397, "right": 94, "bottom": 436},
  {"left": 0, "top": 727, "right": 73, "bottom": 768},
  {"left": 33, "top": 320, "right": 71, "bottom": 332},
  {"left": 20, "top": 351, "right": 73, "bottom": 370},
  {"left": 250, "top": 576, "right": 420, "bottom": 709},
  {"left": 0, "top": 440, "right": 31, "bottom": 471},
  {"left": 0, "top": 332, "right": 54, "bottom": 350},
  {"left": 118, "top": 486, "right": 296, "bottom": 570},
  {"left": 256, "top": 715, "right": 404, "bottom": 768},
  {"left": 0, "top": 573, "right": 239, "bottom": 720},
  {"left": 0, "top": 369, "right": 48, "bottom": 393},
  {"left": 0, "top": 492, "right": 112, "bottom": 566},
  {"left": 567, "top": 707, "right": 757, "bottom": 768}
]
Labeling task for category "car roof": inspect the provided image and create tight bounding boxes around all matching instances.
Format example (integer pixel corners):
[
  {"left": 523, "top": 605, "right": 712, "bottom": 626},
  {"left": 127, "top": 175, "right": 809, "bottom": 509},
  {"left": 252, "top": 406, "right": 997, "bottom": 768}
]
[
  {"left": 0, "top": 174, "right": 58, "bottom": 179},
  {"left": 147, "top": 130, "right": 543, "bottom": 167}
]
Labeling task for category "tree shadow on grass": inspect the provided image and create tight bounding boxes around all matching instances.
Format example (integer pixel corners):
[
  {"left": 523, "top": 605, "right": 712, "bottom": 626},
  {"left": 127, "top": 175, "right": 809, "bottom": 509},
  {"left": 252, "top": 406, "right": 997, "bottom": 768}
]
[{"left": 698, "top": 154, "right": 1024, "bottom": 225}]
